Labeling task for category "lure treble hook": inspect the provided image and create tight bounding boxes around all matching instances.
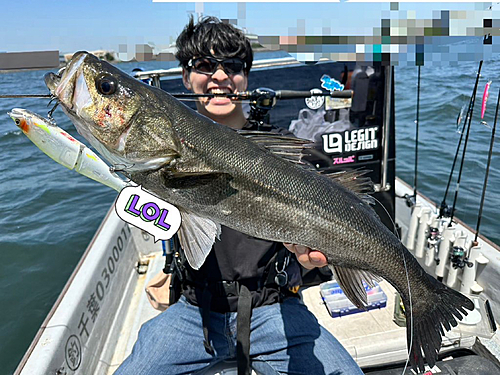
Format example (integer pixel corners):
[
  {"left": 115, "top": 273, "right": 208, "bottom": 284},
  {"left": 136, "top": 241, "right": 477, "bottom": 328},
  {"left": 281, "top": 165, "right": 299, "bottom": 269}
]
[{"left": 47, "top": 96, "right": 60, "bottom": 123}]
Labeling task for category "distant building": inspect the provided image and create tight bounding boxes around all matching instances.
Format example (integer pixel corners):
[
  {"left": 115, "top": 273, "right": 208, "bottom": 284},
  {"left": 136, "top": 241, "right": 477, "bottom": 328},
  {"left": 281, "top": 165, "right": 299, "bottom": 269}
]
[
  {"left": 156, "top": 45, "right": 177, "bottom": 62},
  {"left": 0, "top": 50, "right": 59, "bottom": 70},
  {"left": 135, "top": 44, "right": 154, "bottom": 62}
]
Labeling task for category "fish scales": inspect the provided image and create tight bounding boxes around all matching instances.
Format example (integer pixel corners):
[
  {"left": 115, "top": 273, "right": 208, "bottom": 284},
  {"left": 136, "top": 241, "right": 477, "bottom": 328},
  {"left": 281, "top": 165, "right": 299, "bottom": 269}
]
[
  {"left": 44, "top": 52, "right": 474, "bottom": 372},
  {"left": 135, "top": 99, "right": 381, "bottom": 270},
  {"left": 165, "top": 94, "right": 373, "bottom": 242}
]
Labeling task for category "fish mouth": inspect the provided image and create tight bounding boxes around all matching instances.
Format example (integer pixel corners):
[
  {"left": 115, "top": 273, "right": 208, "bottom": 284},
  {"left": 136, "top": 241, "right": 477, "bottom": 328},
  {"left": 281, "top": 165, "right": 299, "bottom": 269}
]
[
  {"left": 7, "top": 108, "right": 36, "bottom": 122},
  {"left": 7, "top": 108, "right": 23, "bottom": 120},
  {"left": 44, "top": 52, "right": 89, "bottom": 108},
  {"left": 44, "top": 72, "right": 60, "bottom": 93}
]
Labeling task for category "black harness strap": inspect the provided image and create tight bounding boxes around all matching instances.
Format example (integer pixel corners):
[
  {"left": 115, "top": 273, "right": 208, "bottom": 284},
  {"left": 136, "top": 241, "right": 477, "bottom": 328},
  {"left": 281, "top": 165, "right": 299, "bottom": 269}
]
[
  {"left": 236, "top": 284, "right": 252, "bottom": 375},
  {"left": 201, "top": 286, "right": 215, "bottom": 355}
]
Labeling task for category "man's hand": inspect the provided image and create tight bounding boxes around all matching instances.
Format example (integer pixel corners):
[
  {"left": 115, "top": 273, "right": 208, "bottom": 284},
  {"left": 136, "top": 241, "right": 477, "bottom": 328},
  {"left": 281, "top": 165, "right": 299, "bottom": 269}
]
[{"left": 283, "top": 243, "right": 328, "bottom": 269}]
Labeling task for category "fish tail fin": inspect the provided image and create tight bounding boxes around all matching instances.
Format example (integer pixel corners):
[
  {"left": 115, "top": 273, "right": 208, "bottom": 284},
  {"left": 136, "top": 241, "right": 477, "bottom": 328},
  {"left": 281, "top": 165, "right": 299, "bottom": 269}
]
[{"left": 405, "top": 274, "right": 474, "bottom": 372}]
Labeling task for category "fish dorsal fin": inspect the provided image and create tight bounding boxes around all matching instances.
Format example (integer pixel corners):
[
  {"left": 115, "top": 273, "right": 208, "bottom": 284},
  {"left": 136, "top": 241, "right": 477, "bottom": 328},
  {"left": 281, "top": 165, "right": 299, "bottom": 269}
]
[
  {"left": 238, "top": 130, "right": 314, "bottom": 166},
  {"left": 238, "top": 130, "right": 374, "bottom": 205},
  {"left": 323, "top": 169, "right": 375, "bottom": 205},
  {"left": 331, "top": 266, "right": 382, "bottom": 309},
  {"left": 177, "top": 210, "right": 221, "bottom": 270}
]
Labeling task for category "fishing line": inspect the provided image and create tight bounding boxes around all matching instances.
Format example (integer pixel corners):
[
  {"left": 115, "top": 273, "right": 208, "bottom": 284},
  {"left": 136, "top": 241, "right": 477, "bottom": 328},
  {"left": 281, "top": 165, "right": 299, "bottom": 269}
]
[
  {"left": 370, "top": 195, "right": 413, "bottom": 374},
  {"left": 0, "top": 94, "right": 51, "bottom": 98},
  {"left": 449, "top": 61, "right": 484, "bottom": 225},
  {"left": 440, "top": 61, "right": 483, "bottom": 218},
  {"left": 473, "top": 87, "right": 499, "bottom": 247},
  {"left": 371, "top": 195, "right": 399, "bottom": 238},
  {"left": 400, "top": 250, "right": 413, "bottom": 375}
]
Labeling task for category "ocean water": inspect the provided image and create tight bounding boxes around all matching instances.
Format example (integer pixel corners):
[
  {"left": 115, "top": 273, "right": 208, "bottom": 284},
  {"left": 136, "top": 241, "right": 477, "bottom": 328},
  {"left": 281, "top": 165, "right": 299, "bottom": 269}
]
[{"left": 0, "top": 54, "right": 499, "bottom": 374}]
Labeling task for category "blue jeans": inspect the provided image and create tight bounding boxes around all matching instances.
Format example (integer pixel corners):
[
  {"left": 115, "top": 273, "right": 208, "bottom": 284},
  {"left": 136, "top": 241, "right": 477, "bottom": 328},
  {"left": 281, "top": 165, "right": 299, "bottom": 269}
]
[{"left": 115, "top": 296, "right": 363, "bottom": 375}]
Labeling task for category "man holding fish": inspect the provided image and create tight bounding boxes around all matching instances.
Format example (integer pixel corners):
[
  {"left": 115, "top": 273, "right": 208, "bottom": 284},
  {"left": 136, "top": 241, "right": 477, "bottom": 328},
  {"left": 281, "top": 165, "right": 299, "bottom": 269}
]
[
  {"left": 114, "top": 16, "right": 363, "bottom": 375},
  {"left": 41, "top": 10, "right": 473, "bottom": 373}
]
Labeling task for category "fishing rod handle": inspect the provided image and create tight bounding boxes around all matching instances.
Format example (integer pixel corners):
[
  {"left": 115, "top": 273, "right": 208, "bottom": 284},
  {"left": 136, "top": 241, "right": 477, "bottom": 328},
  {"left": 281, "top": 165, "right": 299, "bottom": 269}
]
[{"left": 276, "top": 90, "right": 352, "bottom": 99}]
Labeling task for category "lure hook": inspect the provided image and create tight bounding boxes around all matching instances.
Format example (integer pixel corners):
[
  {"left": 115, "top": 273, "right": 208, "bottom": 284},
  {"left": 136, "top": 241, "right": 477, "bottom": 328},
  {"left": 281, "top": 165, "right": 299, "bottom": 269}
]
[
  {"left": 110, "top": 164, "right": 134, "bottom": 182},
  {"left": 47, "top": 96, "right": 60, "bottom": 123}
]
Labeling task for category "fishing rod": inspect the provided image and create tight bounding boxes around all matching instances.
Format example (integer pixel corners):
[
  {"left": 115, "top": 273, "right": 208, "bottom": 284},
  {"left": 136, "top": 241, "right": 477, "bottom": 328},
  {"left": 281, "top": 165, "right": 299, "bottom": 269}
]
[
  {"left": 169, "top": 89, "right": 353, "bottom": 100},
  {"left": 473, "top": 87, "right": 498, "bottom": 246},
  {"left": 439, "top": 61, "right": 483, "bottom": 218},
  {"left": 3, "top": 88, "right": 351, "bottom": 130},
  {"left": 413, "top": 66, "right": 421, "bottom": 199},
  {"left": 171, "top": 88, "right": 353, "bottom": 128},
  {"left": 1, "top": 89, "right": 352, "bottom": 101},
  {"left": 448, "top": 60, "right": 484, "bottom": 226},
  {"left": 404, "top": 66, "right": 421, "bottom": 208},
  {"left": 439, "top": 96, "right": 471, "bottom": 217}
]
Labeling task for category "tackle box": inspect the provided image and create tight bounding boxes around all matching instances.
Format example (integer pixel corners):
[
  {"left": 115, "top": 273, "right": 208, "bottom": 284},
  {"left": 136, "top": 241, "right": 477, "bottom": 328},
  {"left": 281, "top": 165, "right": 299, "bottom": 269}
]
[{"left": 320, "top": 280, "right": 387, "bottom": 318}]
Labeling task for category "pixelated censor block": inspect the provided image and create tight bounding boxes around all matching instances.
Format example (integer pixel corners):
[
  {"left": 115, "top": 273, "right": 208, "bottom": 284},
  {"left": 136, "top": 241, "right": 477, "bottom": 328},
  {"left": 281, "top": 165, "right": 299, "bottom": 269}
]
[{"left": 0, "top": 51, "right": 59, "bottom": 70}]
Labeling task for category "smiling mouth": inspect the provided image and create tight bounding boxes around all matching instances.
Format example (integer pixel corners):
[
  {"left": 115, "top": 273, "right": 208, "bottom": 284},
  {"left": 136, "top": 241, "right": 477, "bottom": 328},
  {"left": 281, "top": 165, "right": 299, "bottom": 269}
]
[{"left": 208, "top": 88, "right": 233, "bottom": 95}]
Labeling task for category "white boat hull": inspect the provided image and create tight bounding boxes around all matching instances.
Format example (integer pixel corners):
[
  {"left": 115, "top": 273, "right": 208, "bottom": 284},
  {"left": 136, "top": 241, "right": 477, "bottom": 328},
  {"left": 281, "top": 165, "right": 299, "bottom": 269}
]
[{"left": 14, "top": 178, "right": 500, "bottom": 374}]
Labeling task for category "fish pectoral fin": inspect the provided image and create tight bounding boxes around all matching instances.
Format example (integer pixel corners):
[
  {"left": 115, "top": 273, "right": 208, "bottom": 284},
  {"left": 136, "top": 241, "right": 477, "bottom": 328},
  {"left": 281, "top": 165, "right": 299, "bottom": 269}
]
[
  {"left": 177, "top": 210, "right": 221, "bottom": 270},
  {"left": 160, "top": 170, "right": 238, "bottom": 206},
  {"left": 332, "top": 266, "right": 382, "bottom": 309},
  {"left": 164, "top": 170, "right": 226, "bottom": 182}
]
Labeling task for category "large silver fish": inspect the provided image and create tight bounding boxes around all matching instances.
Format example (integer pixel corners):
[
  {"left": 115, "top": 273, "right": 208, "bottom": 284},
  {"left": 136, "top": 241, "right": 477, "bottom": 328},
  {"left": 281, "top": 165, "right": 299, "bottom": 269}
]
[{"left": 45, "top": 52, "right": 473, "bottom": 371}]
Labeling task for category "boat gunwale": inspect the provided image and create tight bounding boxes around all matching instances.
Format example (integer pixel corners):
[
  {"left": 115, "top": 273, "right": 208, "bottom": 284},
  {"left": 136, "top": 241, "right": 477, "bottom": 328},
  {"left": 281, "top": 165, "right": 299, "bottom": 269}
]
[
  {"left": 396, "top": 177, "right": 500, "bottom": 252},
  {"left": 13, "top": 203, "right": 118, "bottom": 375}
]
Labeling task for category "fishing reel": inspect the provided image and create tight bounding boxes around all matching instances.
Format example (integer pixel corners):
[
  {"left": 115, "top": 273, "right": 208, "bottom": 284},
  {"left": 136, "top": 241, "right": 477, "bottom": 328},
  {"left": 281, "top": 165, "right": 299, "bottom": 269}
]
[
  {"left": 439, "top": 202, "right": 455, "bottom": 218},
  {"left": 402, "top": 193, "right": 416, "bottom": 208},
  {"left": 449, "top": 246, "right": 473, "bottom": 269},
  {"left": 246, "top": 88, "right": 278, "bottom": 129},
  {"left": 427, "top": 227, "right": 442, "bottom": 264}
]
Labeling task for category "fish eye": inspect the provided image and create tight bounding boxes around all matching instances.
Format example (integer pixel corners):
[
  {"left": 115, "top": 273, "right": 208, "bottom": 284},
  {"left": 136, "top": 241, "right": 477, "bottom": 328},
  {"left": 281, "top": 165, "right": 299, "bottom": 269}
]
[
  {"left": 14, "top": 118, "right": 20, "bottom": 125},
  {"left": 96, "top": 74, "right": 117, "bottom": 95}
]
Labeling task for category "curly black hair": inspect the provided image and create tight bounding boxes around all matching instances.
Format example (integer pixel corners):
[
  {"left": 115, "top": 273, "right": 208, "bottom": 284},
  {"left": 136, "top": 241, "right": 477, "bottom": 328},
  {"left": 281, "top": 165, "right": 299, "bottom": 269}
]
[{"left": 175, "top": 16, "right": 253, "bottom": 75}]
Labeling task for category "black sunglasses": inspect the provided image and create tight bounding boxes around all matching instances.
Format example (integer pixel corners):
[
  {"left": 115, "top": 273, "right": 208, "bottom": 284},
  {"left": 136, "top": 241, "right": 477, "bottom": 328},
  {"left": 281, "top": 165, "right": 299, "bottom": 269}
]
[{"left": 187, "top": 57, "right": 246, "bottom": 75}]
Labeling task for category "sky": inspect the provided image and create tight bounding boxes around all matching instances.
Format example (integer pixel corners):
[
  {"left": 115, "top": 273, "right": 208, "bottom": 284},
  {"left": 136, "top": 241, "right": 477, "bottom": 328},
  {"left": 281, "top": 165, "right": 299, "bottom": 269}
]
[{"left": 0, "top": 1, "right": 496, "bottom": 56}]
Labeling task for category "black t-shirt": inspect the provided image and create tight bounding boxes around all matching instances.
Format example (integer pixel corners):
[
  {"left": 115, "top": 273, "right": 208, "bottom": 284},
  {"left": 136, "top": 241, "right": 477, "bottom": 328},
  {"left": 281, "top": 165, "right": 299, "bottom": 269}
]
[
  {"left": 183, "top": 225, "right": 295, "bottom": 312},
  {"left": 181, "top": 121, "right": 331, "bottom": 312}
]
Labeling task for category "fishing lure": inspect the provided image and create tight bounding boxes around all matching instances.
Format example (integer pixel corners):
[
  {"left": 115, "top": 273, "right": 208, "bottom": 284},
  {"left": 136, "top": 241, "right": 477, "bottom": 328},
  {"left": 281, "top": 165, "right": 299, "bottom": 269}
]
[
  {"left": 456, "top": 103, "right": 466, "bottom": 134},
  {"left": 481, "top": 81, "right": 492, "bottom": 120},
  {"left": 8, "top": 108, "right": 127, "bottom": 192}
]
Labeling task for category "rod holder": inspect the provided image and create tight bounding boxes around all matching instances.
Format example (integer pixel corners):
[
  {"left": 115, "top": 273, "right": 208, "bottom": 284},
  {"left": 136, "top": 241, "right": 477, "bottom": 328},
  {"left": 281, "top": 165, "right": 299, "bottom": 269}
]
[
  {"left": 405, "top": 204, "right": 422, "bottom": 251},
  {"left": 424, "top": 216, "right": 440, "bottom": 268},
  {"left": 435, "top": 221, "right": 455, "bottom": 278},
  {"left": 446, "top": 232, "right": 466, "bottom": 288},
  {"left": 460, "top": 244, "right": 489, "bottom": 294},
  {"left": 415, "top": 207, "right": 431, "bottom": 258}
]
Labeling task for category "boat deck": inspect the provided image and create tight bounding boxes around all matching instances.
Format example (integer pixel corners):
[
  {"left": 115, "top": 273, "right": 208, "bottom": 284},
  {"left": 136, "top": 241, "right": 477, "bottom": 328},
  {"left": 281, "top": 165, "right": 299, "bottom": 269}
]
[
  {"left": 15, "top": 179, "right": 499, "bottom": 375},
  {"left": 105, "top": 249, "right": 477, "bottom": 374}
]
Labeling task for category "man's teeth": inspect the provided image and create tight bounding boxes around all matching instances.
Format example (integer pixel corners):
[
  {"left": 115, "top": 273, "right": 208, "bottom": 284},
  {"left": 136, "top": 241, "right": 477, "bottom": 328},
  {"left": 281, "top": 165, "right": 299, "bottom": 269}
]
[{"left": 209, "top": 88, "right": 231, "bottom": 95}]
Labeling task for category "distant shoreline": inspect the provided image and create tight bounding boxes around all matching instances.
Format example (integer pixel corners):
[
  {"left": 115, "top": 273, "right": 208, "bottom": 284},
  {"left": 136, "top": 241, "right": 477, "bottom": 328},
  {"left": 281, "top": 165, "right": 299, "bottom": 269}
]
[{"left": 0, "top": 46, "right": 279, "bottom": 74}]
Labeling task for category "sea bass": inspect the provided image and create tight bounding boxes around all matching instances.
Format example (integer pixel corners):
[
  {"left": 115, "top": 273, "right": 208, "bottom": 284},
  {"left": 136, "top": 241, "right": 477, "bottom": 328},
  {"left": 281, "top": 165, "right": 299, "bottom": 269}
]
[{"left": 45, "top": 52, "right": 473, "bottom": 371}]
